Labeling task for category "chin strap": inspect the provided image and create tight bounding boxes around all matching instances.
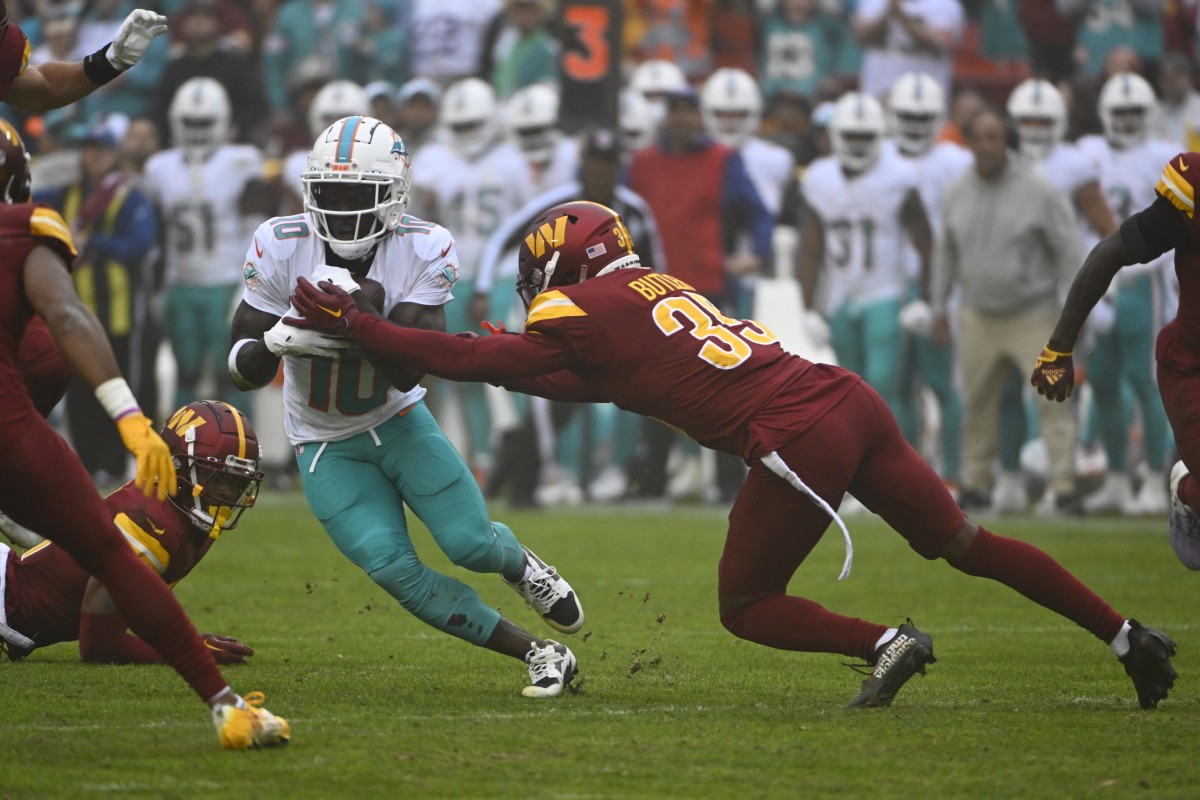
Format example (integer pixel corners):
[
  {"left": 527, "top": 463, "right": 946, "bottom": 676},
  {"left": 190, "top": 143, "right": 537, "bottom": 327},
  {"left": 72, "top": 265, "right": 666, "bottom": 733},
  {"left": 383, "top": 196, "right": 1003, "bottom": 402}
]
[{"left": 539, "top": 250, "right": 562, "bottom": 294}]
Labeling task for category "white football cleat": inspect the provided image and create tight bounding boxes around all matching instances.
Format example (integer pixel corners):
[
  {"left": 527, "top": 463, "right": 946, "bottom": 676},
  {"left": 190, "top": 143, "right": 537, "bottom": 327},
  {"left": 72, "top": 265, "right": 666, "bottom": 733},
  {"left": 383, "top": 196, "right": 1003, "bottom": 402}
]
[
  {"left": 1127, "top": 470, "right": 1168, "bottom": 516},
  {"left": 1083, "top": 472, "right": 1134, "bottom": 514},
  {"left": 522, "top": 640, "right": 577, "bottom": 698},
  {"left": 504, "top": 545, "right": 584, "bottom": 634},
  {"left": 989, "top": 472, "right": 1028, "bottom": 515},
  {"left": 213, "top": 692, "right": 291, "bottom": 750}
]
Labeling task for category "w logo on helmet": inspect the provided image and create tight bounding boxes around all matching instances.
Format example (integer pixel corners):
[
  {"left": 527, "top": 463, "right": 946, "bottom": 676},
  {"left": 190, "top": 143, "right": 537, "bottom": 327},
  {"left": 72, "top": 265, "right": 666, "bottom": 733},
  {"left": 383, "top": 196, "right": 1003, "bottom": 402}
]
[
  {"left": 524, "top": 215, "right": 569, "bottom": 258},
  {"left": 167, "top": 406, "right": 207, "bottom": 437}
]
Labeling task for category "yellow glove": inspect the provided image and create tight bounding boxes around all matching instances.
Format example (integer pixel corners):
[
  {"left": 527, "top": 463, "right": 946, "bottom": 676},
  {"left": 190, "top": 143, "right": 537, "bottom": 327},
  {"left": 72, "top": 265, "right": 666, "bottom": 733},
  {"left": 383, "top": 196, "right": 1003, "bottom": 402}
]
[{"left": 116, "top": 413, "right": 176, "bottom": 500}]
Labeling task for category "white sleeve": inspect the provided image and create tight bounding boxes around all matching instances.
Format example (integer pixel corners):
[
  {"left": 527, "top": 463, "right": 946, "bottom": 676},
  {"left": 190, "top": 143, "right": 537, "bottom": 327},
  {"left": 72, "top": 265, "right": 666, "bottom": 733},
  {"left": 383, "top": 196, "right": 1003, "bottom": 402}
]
[
  {"left": 240, "top": 226, "right": 291, "bottom": 316},
  {"left": 404, "top": 230, "right": 459, "bottom": 307}
]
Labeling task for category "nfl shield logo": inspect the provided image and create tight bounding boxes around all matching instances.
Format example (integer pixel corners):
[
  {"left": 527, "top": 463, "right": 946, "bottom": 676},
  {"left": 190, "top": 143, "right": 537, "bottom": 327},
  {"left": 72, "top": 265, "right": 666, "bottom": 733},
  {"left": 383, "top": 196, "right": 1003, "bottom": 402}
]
[{"left": 585, "top": 243, "right": 607, "bottom": 259}]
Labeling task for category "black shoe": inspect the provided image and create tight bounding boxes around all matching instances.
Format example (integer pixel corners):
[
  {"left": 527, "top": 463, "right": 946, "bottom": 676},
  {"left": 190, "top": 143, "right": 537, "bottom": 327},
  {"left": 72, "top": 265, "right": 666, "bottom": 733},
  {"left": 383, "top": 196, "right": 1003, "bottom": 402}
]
[
  {"left": 848, "top": 620, "right": 936, "bottom": 708},
  {"left": 1120, "top": 620, "right": 1177, "bottom": 710}
]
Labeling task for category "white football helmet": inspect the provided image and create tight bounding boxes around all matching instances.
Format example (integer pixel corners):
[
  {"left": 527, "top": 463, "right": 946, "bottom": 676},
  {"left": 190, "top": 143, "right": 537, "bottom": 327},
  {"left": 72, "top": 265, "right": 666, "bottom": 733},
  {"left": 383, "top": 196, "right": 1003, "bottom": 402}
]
[
  {"left": 1099, "top": 71, "right": 1157, "bottom": 149},
  {"left": 700, "top": 67, "right": 762, "bottom": 148},
  {"left": 630, "top": 59, "right": 688, "bottom": 127},
  {"left": 1007, "top": 79, "right": 1066, "bottom": 159},
  {"left": 168, "top": 77, "right": 230, "bottom": 159},
  {"left": 302, "top": 116, "right": 411, "bottom": 260},
  {"left": 619, "top": 89, "right": 654, "bottom": 151},
  {"left": 308, "top": 80, "right": 369, "bottom": 139},
  {"left": 441, "top": 77, "right": 499, "bottom": 158},
  {"left": 829, "top": 92, "right": 886, "bottom": 173},
  {"left": 505, "top": 83, "right": 560, "bottom": 164},
  {"left": 887, "top": 71, "right": 945, "bottom": 157}
]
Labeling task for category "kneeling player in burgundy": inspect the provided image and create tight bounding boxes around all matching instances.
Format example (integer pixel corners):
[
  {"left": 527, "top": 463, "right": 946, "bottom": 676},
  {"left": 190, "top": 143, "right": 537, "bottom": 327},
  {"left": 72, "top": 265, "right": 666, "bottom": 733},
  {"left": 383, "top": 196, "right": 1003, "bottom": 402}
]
[
  {"left": 288, "top": 200, "right": 1177, "bottom": 709},
  {"left": 2, "top": 401, "right": 260, "bottom": 666}
]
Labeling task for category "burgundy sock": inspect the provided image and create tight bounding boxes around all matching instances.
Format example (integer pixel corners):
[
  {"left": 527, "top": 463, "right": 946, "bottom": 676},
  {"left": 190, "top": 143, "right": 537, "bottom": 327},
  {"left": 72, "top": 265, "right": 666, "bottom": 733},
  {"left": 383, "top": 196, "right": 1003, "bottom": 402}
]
[
  {"left": 89, "top": 543, "right": 228, "bottom": 702},
  {"left": 720, "top": 594, "right": 888, "bottom": 661},
  {"left": 1179, "top": 473, "right": 1200, "bottom": 511},
  {"left": 952, "top": 527, "right": 1124, "bottom": 643}
]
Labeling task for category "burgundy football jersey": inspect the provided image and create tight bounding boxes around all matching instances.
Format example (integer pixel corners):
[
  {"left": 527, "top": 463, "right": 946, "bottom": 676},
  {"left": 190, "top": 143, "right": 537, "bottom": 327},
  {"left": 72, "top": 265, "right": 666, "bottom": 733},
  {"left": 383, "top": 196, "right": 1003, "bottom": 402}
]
[
  {"left": 1155, "top": 152, "right": 1200, "bottom": 354},
  {"left": 0, "top": 203, "right": 77, "bottom": 410},
  {"left": 3, "top": 483, "right": 214, "bottom": 650},
  {"left": 522, "top": 267, "right": 860, "bottom": 460},
  {"left": 0, "top": 7, "right": 30, "bottom": 102}
]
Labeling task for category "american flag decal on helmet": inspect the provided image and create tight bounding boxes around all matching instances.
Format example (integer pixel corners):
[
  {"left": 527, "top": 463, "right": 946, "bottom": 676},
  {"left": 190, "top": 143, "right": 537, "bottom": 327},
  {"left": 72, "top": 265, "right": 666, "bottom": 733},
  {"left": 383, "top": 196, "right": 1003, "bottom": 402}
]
[{"left": 586, "top": 243, "right": 607, "bottom": 259}]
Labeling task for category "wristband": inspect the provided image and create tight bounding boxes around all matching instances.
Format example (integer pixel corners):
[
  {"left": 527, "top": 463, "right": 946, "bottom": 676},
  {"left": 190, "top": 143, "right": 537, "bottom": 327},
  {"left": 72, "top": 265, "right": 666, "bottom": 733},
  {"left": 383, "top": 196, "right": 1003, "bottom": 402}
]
[
  {"left": 1041, "top": 344, "right": 1072, "bottom": 358},
  {"left": 94, "top": 377, "right": 140, "bottom": 421},
  {"left": 83, "top": 44, "right": 124, "bottom": 85},
  {"left": 228, "top": 338, "right": 270, "bottom": 391}
]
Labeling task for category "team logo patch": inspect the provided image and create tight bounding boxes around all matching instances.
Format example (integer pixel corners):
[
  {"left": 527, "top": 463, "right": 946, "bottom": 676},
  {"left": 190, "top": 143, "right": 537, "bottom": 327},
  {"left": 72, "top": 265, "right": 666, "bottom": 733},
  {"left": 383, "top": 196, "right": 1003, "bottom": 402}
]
[
  {"left": 436, "top": 263, "right": 458, "bottom": 290},
  {"left": 243, "top": 262, "right": 260, "bottom": 289},
  {"left": 1042, "top": 367, "right": 1066, "bottom": 385},
  {"left": 585, "top": 243, "right": 607, "bottom": 259}
]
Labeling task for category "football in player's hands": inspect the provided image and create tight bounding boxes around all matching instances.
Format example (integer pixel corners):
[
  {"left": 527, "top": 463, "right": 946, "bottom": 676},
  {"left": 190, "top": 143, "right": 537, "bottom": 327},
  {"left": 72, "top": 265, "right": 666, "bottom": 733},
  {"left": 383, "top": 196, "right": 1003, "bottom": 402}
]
[{"left": 357, "top": 277, "right": 386, "bottom": 313}]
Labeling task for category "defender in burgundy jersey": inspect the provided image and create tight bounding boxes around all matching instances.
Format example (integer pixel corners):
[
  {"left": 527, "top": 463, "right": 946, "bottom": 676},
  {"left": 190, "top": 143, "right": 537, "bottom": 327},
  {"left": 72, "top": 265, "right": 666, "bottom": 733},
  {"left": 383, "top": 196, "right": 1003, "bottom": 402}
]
[
  {"left": 1034, "top": 151, "right": 1200, "bottom": 573},
  {"left": 2, "top": 401, "right": 261, "bottom": 664},
  {"left": 289, "top": 200, "right": 1177, "bottom": 709},
  {"left": 0, "top": 120, "right": 288, "bottom": 748}
]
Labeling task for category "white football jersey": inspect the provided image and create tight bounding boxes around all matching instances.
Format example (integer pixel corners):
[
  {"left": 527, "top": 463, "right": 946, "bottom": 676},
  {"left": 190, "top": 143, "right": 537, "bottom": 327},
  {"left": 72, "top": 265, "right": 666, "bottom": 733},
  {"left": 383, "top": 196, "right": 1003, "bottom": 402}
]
[
  {"left": 411, "top": 140, "right": 533, "bottom": 283},
  {"left": 802, "top": 149, "right": 919, "bottom": 310},
  {"left": 741, "top": 135, "right": 795, "bottom": 218},
  {"left": 144, "top": 145, "right": 264, "bottom": 287},
  {"left": 240, "top": 212, "right": 458, "bottom": 445},
  {"left": 896, "top": 139, "right": 971, "bottom": 279},
  {"left": 281, "top": 149, "right": 307, "bottom": 202},
  {"left": 1079, "top": 134, "right": 1178, "bottom": 283}
]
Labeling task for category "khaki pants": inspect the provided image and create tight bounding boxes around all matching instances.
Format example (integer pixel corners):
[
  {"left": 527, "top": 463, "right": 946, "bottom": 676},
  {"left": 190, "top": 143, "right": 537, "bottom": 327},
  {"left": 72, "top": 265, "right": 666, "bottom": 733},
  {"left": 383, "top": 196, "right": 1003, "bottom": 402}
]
[{"left": 960, "top": 305, "right": 1077, "bottom": 494}]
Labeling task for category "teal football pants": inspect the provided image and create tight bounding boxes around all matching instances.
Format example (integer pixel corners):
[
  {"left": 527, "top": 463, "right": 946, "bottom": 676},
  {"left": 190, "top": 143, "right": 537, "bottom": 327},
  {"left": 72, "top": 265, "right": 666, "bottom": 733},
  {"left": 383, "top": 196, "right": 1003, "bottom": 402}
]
[
  {"left": 166, "top": 283, "right": 239, "bottom": 410},
  {"left": 829, "top": 298, "right": 911, "bottom": 440},
  {"left": 296, "top": 401, "right": 525, "bottom": 646}
]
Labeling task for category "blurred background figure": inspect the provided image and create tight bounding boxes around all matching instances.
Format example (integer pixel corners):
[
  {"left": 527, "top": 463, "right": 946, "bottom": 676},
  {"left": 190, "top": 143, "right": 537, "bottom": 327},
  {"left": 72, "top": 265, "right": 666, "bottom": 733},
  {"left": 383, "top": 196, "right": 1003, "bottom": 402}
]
[
  {"left": 364, "top": 79, "right": 399, "bottom": 130},
  {"left": 394, "top": 77, "right": 443, "bottom": 157},
  {"left": 143, "top": 78, "right": 267, "bottom": 412},
  {"left": 410, "top": 0, "right": 501, "bottom": 84},
  {"left": 411, "top": 77, "right": 534, "bottom": 482},
  {"left": 854, "top": 0, "right": 965, "bottom": 99},
  {"left": 34, "top": 116, "right": 158, "bottom": 488},
  {"left": 618, "top": 88, "right": 655, "bottom": 153},
  {"left": 505, "top": 82, "right": 578, "bottom": 192},
  {"left": 480, "top": 0, "right": 560, "bottom": 100},
  {"left": 1153, "top": 52, "right": 1200, "bottom": 150},
  {"left": 759, "top": 0, "right": 857, "bottom": 102},
  {"left": 629, "top": 58, "right": 689, "bottom": 132}
]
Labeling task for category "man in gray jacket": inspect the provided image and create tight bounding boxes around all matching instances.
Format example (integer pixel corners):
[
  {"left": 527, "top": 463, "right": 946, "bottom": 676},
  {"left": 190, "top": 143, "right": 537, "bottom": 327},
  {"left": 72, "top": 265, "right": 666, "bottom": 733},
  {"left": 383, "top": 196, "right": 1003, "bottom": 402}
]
[{"left": 931, "top": 109, "right": 1082, "bottom": 514}]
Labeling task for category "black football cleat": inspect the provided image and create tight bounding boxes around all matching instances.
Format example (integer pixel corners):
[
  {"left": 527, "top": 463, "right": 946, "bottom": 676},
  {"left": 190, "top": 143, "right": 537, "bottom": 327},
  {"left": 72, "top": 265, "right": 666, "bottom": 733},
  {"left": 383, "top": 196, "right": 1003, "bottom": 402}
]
[
  {"left": 1120, "top": 620, "right": 1177, "bottom": 710},
  {"left": 848, "top": 620, "right": 936, "bottom": 708}
]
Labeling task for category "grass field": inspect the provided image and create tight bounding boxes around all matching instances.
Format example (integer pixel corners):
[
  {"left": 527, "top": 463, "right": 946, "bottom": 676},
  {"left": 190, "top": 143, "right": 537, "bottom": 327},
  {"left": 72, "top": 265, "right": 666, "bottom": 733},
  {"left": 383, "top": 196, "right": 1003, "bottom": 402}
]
[{"left": 5, "top": 493, "right": 1199, "bottom": 799}]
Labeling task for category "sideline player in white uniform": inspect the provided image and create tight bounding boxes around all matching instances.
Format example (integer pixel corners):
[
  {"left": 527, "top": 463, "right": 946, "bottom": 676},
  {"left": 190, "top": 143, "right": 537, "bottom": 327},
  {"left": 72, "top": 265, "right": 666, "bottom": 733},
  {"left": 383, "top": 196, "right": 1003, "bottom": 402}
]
[
  {"left": 1074, "top": 73, "right": 1177, "bottom": 515},
  {"left": 505, "top": 83, "right": 580, "bottom": 194},
  {"left": 886, "top": 71, "right": 971, "bottom": 494},
  {"left": 226, "top": 116, "right": 582, "bottom": 697},
  {"left": 410, "top": 78, "right": 534, "bottom": 473},
  {"left": 279, "top": 80, "right": 369, "bottom": 214},
  {"left": 144, "top": 77, "right": 266, "bottom": 409},
  {"left": 799, "top": 91, "right": 933, "bottom": 438}
]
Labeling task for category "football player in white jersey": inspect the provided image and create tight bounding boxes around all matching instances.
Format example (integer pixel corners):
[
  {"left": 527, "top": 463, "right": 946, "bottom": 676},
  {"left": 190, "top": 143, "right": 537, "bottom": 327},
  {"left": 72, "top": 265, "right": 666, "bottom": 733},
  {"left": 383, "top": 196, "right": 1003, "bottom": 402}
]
[
  {"left": 701, "top": 67, "right": 794, "bottom": 219},
  {"left": 279, "top": 80, "right": 369, "bottom": 214},
  {"left": 799, "top": 92, "right": 933, "bottom": 439},
  {"left": 998, "top": 78, "right": 1120, "bottom": 513},
  {"left": 226, "top": 116, "right": 582, "bottom": 697},
  {"left": 619, "top": 88, "right": 655, "bottom": 153},
  {"left": 410, "top": 78, "right": 535, "bottom": 474},
  {"left": 1071, "top": 73, "right": 1177, "bottom": 515},
  {"left": 505, "top": 83, "right": 580, "bottom": 194},
  {"left": 629, "top": 58, "right": 688, "bottom": 131},
  {"left": 886, "top": 71, "right": 971, "bottom": 496},
  {"left": 144, "top": 77, "right": 267, "bottom": 409}
]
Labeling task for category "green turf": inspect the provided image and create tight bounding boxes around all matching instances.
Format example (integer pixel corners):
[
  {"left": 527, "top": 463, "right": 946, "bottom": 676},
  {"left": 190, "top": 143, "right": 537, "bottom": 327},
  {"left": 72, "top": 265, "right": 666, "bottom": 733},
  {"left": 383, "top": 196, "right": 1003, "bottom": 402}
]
[{"left": 5, "top": 494, "right": 1198, "bottom": 799}]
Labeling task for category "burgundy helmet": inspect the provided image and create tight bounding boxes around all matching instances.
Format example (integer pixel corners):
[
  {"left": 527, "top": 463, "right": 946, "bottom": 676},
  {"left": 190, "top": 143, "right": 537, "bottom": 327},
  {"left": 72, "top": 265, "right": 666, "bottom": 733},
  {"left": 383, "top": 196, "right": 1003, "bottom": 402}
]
[
  {"left": 159, "top": 400, "right": 264, "bottom": 536},
  {"left": 515, "top": 200, "right": 640, "bottom": 307},
  {"left": 0, "top": 118, "right": 31, "bottom": 204}
]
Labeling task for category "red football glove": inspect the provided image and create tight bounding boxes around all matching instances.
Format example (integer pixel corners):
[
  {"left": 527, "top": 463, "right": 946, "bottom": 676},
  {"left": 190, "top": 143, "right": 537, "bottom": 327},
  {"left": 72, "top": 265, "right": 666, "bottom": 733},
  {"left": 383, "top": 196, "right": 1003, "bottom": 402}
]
[
  {"left": 1030, "top": 344, "right": 1075, "bottom": 402},
  {"left": 286, "top": 277, "right": 358, "bottom": 336},
  {"left": 201, "top": 633, "right": 254, "bottom": 665}
]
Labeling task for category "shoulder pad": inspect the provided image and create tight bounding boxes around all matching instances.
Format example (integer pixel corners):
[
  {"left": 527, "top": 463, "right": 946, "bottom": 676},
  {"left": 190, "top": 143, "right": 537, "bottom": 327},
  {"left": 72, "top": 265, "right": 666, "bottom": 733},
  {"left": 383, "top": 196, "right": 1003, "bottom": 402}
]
[
  {"left": 29, "top": 206, "right": 77, "bottom": 256},
  {"left": 1156, "top": 153, "right": 1198, "bottom": 218}
]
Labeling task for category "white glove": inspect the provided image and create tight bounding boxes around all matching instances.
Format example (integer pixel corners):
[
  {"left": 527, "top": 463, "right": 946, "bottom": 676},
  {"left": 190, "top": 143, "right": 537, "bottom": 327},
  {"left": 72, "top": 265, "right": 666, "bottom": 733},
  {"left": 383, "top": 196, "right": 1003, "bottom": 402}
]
[
  {"left": 1087, "top": 296, "right": 1116, "bottom": 335},
  {"left": 263, "top": 317, "right": 350, "bottom": 358},
  {"left": 311, "top": 264, "right": 361, "bottom": 293},
  {"left": 899, "top": 299, "right": 934, "bottom": 336},
  {"left": 106, "top": 10, "right": 169, "bottom": 70},
  {"left": 803, "top": 310, "right": 831, "bottom": 349}
]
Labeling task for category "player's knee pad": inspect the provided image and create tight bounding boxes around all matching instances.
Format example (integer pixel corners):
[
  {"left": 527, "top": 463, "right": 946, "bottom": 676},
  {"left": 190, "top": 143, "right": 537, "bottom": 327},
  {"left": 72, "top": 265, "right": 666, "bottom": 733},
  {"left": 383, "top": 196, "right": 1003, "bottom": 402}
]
[
  {"left": 367, "top": 555, "right": 497, "bottom": 645},
  {"left": 440, "top": 521, "right": 522, "bottom": 574}
]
